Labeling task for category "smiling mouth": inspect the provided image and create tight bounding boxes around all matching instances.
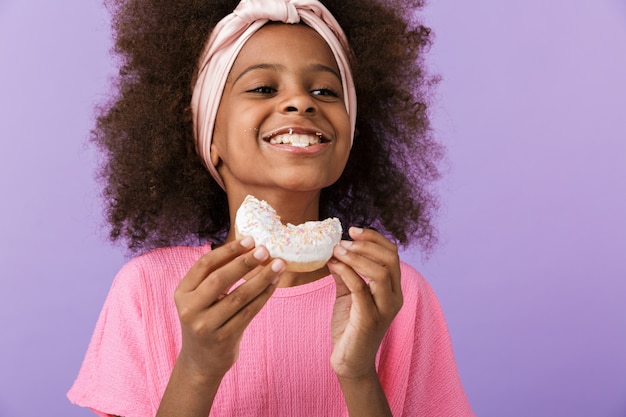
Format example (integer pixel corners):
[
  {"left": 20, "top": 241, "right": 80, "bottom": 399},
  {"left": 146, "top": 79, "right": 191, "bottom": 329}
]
[{"left": 264, "top": 129, "right": 327, "bottom": 148}]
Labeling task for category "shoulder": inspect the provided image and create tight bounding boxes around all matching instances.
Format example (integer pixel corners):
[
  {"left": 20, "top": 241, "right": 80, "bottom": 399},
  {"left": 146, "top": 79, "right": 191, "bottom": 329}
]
[
  {"left": 127, "top": 244, "right": 211, "bottom": 270},
  {"left": 111, "top": 244, "right": 211, "bottom": 294},
  {"left": 398, "top": 260, "right": 432, "bottom": 295},
  {"left": 123, "top": 244, "right": 210, "bottom": 275},
  {"left": 396, "top": 260, "right": 444, "bottom": 318}
]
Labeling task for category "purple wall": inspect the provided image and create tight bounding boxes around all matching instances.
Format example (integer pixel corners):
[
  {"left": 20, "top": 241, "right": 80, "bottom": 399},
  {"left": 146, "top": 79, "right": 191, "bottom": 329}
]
[{"left": 1, "top": 1, "right": 625, "bottom": 416}]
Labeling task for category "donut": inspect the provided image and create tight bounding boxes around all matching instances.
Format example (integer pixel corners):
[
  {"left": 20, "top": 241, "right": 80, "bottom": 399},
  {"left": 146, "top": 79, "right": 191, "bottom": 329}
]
[{"left": 235, "top": 195, "right": 343, "bottom": 272}]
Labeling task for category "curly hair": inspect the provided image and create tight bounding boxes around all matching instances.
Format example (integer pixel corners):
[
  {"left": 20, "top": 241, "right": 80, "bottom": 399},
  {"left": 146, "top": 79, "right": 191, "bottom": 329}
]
[{"left": 95, "top": 0, "right": 443, "bottom": 253}]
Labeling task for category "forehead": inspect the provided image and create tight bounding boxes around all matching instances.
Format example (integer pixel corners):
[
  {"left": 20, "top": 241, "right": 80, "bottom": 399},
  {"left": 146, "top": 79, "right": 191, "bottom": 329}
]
[{"left": 231, "top": 23, "right": 340, "bottom": 73}]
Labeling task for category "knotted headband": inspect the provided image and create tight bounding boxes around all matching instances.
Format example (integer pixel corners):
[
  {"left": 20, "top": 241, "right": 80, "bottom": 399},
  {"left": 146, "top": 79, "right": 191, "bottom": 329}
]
[{"left": 190, "top": 0, "right": 357, "bottom": 189}]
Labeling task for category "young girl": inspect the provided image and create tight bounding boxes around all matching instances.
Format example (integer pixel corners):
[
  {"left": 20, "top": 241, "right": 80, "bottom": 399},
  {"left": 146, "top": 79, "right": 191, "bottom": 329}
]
[{"left": 68, "top": 0, "right": 475, "bottom": 416}]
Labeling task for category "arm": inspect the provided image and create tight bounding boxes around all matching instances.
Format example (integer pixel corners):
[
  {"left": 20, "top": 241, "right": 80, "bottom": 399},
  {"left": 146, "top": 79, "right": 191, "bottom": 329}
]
[
  {"left": 156, "top": 237, "right": 285, "bottom": 417},
  {"left": 328, "top": 227, "right": 403, "bottom": 417},
  {"left": 337, "top": 372, "right": 393, "bottom": 417},
  {"left": 154, "top": 356, "right": 222, "bottom": 417}
]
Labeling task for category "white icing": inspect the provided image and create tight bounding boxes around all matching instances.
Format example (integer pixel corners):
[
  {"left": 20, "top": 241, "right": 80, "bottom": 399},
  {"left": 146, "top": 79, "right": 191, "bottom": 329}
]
[{"left": 235, "top": 195, "right": 342, "bottom": 265}]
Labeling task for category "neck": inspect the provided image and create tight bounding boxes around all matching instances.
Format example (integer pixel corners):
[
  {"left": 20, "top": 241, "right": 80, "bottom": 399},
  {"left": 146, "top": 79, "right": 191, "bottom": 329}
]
[{"left": 276, "top": 266, "right": 331, "bottom": 288}]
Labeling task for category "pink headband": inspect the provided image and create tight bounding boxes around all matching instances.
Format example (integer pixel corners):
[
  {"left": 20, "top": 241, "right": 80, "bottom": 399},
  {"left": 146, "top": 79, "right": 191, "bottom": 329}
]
[{"left": 190, "top": 0, "right": 357, "bottom": 189}]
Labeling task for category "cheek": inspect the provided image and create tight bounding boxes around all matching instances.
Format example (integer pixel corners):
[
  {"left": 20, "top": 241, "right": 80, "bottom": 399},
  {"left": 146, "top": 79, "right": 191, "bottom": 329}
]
[
  {"left": 333, "top": 139, "right": 351, "bottom": 178},
  {"left": 336, "top": 117, "right": 353, "bottom": 175},
  {"left": 338, "top": 115, "right": 352, "bottom": 155},
  {"left": 336, "top": 107, "right": 351, "bottom": 137}
]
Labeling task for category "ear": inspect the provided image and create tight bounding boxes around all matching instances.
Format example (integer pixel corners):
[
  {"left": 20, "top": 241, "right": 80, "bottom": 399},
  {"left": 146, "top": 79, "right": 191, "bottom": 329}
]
[{"left": 210, "top": 142, "right": 221, "bottom": 167}]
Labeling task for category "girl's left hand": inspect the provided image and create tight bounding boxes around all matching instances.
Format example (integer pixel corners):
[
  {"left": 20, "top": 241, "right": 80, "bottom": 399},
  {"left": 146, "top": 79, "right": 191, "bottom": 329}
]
[{"left": 327, "top": 227, "right": 403, "bottom": 380}]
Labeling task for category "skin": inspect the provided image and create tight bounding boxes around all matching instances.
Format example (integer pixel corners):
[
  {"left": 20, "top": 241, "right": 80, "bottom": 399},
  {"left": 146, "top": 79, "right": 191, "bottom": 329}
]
[{"left": 155, "top": 23, "right": 403, "bottom": 417}]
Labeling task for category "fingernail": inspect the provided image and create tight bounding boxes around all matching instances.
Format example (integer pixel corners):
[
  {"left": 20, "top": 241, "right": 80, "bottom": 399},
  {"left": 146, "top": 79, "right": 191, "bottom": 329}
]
[
  {"left": 253, "top": 247, "right": 268, "bottom": 261},
  {"left": 271, "top": 259, "right": 285, "bottom": 273},
  {"left": 340, "top": 240, "right": 352, "bottom": 249},
  {"left": 350, "top": 226, "right": 363, "bottom": 235},
  {"left": 240, "top": 236, "right": 254, "bottom": 248}
]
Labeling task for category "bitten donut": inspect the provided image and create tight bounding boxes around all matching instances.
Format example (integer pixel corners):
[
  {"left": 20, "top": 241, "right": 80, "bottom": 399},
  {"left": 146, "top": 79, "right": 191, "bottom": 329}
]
[{"left": 235, "top": 195, "right": 342, "bottom": 272}]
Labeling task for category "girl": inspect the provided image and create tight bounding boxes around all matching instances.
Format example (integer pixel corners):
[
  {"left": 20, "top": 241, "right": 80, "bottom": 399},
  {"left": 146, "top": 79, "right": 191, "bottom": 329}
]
[{"left": 68, "top": 0, "right": 475, "bottom": 416}]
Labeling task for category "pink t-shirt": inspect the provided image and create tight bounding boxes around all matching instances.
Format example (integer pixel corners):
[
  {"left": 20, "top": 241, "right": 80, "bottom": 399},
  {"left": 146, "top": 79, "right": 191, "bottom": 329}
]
[{"left": 67, "top": 244, "right": 474, "bottom": 416}]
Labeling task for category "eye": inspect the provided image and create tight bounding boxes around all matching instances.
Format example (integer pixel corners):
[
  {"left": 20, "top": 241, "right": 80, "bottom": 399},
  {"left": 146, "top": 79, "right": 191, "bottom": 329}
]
[
  {"left": 247, "top": 86, "right": 276, "bottom": 94},
  {"left": 312, "top": 88, "right": 339, "bottom": 98}
]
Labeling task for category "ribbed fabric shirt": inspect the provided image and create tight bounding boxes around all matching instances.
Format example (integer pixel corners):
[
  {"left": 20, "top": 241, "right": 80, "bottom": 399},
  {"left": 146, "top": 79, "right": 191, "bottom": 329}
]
[{"left": 67, "top": 244, "right": 474, "bottom": 417}]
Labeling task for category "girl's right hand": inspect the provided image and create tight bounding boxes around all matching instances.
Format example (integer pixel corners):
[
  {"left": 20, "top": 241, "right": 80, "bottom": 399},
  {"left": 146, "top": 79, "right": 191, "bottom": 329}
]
[{"left": 173, "top": 237, "right": 285, "bottom": 383}]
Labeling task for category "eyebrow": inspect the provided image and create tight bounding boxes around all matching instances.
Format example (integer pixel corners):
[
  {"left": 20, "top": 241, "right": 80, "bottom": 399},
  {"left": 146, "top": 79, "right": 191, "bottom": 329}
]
[{"left": 232, "top": 63, "right": 341, "bottom": 85}]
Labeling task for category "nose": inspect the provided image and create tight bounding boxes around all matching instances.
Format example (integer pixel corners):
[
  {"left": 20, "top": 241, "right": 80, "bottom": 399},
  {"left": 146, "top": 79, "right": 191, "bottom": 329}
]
[{"left": 279, "top": 89, "right": 317, "bottom": 115}]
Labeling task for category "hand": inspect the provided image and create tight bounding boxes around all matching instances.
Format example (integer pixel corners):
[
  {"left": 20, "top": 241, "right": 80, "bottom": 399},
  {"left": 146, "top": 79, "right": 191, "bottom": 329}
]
[
  {"left": 327, "top": 227, "right": 403, "bottom": 380},
  {"left": 173, "top": 237, "right": 285, "bottom": 383}
]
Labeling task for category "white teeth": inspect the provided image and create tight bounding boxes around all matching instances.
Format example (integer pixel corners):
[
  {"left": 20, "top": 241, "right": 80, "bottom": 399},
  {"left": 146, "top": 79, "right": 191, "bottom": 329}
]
[{"left": 269, "top": 134, "right": 321, "bottom": 147}]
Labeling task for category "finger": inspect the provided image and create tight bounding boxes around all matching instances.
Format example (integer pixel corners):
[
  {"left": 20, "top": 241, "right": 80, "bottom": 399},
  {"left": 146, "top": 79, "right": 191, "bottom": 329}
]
[
  {"left": 186, "top": 245, "right": 274, "bottom": 312},
  {"left": 327, "top": 258, "right": 375, "bottom": 309},
  {"left": 330, "top": 256, "right": 403, "bottom": 323},
  {"left": 340, "top": 231, "right": 401, "bottom": 295},
  {"left": 178, "top": 237, "right": 256, "bottom": 292},
  {"left": 199, "top": 258, "right": 285, "bottom": 331},
  {"left": 345, "top": 229, "right": 398, "bottom": 266},
  {"left": 349, "top": 227, "right": 397, "bottom": 252},
  {"left": 332, "top": 244, "right": 392, "bottom": 296},
  {"left": 329, "top": 259, "right": 351, "bottom": 298},
  {"left": 216, "top": 278, "right": 279, "bottom": 339},
  {"left": 332, "top": 244, "right": 403, "bottom": 317}
]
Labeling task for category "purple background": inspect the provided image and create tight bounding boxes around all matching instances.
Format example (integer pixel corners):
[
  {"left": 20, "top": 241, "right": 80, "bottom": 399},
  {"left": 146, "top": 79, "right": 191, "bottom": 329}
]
[{"left": 1, "top": 0, "right": 625, "bottom": 416}]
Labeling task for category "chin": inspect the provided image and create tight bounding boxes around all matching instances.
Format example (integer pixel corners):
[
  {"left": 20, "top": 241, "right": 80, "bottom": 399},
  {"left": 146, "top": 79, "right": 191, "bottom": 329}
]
[
  {"left": 283, "top": 175, "right": 341, "bottom": 191},
  {"left": 268, "top": 171, "right": 339, "bottom": 191}
]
